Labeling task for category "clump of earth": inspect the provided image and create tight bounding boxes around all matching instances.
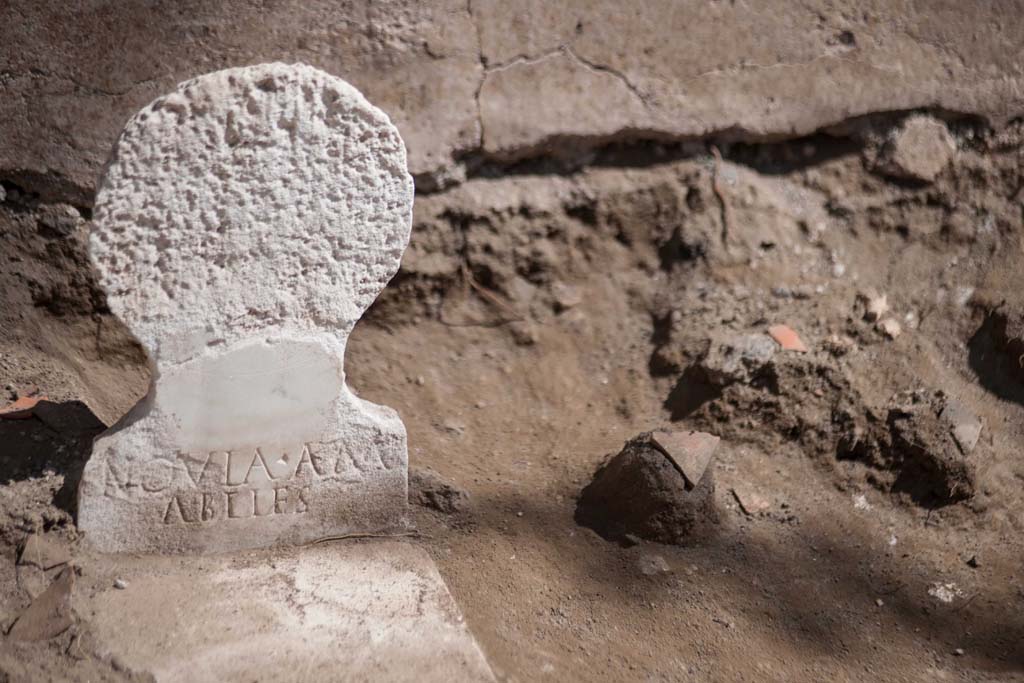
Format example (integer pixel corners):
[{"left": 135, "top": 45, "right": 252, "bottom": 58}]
[{"left": 575, "top": 432, "right": 719, "bottom": 545}]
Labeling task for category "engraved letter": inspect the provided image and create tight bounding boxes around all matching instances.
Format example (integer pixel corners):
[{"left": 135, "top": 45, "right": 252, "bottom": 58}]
[
  {"left": 244, "top": 448, "right": 274, "bottom": 485},
  {"left": 104, "top": 460, "right": 132, "bottom": 497},
  {"left": 294, "top": 443, "right": 325, "bottom": 478},
  {"left": 227, "top": 450, "right": 248, "bottom": 486},
  {"left": 254, "top": 489, "right": 275, "bottom": 516},
  {"left": 273, "top": 487, "right": 290, "bottom": 514},
  {"left": 163, "top": 497, "right": 182, "bottom": 524},
  {"left": 140, "top": 459, "right": 175, "bottom": 493},
  {"left": 179, "top": 450, "right": 229, "bottom": 487},
  {"left": 227, "top": 489, "right": 253, "bottom": 518},
  {"left": 163, "top": 494, "right": 199, "bottom": 524},
  {"left": 201, "top": 492, "right": 219, "bottom": 521},
  {"left": 296, "top": 487, "right": 311, "bottom": 514},
  {"left": 179, "top": 451, "right": 209, "bottom": 487}
]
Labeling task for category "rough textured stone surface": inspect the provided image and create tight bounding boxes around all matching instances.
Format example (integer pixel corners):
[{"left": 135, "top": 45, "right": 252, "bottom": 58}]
[
  {"left": 78, "top": 63, "right": 414, "bottom": 553},
  {"left": 575, "top": 432, "right": 719, "bottom": 545},
  {"left": 81, "top": 541, "right": 496, "bottom": 682},
  {"left": 89, "top": 63, "right": 412, "bottom": 355},
  {"left": 698, "top": 333, "right": 777, "bottom": 386},
  {"left": 876, "top": 115, "right": 957, "bottom": 182},
  {"left": 3, "top": 1, "right": 1024, "bottom": 199}
]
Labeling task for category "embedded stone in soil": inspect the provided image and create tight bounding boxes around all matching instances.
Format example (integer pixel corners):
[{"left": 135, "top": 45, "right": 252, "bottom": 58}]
[
  {"left": 410, "top": 467, "right": 470, "bottom": 514},
  {"left": 885, "top": 390, "right": 978, "bottom": 505},
  {"left": 575, "top": 432, "right": 719, "bottom": 545},
  {"left": 874, "top": 115, "right": 956, "bottom": 183}
]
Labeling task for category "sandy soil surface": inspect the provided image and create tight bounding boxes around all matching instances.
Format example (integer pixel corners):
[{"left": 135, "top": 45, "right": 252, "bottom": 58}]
[{"left": 2, "top": 113, "right": 1024, "bottom": 681}]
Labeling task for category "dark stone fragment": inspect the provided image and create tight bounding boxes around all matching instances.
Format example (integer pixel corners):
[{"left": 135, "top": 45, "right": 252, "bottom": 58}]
[
  {"left": 409, "top": 467, "right": 469, "bottom": 514},
  {"left": 575, "top": 432, "right": 718, "bottom": 545}
]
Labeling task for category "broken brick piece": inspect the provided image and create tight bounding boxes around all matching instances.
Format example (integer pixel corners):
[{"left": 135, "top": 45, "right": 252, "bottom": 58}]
[
  {"left": 0, "top": 395, "right": 46, "bottom": 420},
  {"left": 650, "top": 430, "right": 719, "bottom": 490},
  {"left": 8, "top": 566, "right": 75, "bottom": 642},
  {"left": 768, "top": 324, "right": 808, "bottom": 352},
  {"left": 19, "top": 533, "right": 72, "bottom": 571}
]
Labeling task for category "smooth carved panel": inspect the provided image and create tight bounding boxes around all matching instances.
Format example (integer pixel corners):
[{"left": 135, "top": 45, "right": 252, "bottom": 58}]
[{"left": 80, "top": 336, "right": 410, "bottom": 553}]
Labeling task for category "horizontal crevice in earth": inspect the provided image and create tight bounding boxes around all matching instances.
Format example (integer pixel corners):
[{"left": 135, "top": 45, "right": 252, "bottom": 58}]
[{"left": 2, "top": 105, "right": 992, "bottom": 205}]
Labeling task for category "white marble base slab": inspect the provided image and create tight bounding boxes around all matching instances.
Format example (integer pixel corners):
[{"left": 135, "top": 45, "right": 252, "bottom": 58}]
[{"left": 80, "top": 541, "right": 494, "bottom": 682}]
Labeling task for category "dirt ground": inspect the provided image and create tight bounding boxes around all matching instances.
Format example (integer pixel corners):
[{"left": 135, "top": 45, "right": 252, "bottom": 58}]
[{"left": 2, "top": 112, "right": 1024, "bottom": 681}]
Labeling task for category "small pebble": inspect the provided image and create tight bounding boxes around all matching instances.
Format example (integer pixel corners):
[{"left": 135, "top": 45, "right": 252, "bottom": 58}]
[
  {"left": 114, "top": 579, "right": 128, "bottom": 590},
  {"left": 638, "top": 554, "right": 671, "bottom": 576},
  {"left": 953, "top": 648, "right": 965, "bottom": 657},
  {"left": 877, "top": 318, "right": 902, "bottom": 339},
  {"left": 621, "top": 533, "right": 641, "bottom": 548},
  {"left": 862, "top": 291, "right": 889, "bottom": 322}
]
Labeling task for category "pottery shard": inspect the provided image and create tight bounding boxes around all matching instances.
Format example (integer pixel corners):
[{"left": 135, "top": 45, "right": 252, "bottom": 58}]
[
  {"left": 78, "top": 63, "right": 414, "bottom": 554},
  {"left": 940, "top": 398, "right": 983, "bottom": 454},
  {"left": 650, "top": 430, "right": 719, "bottom": 490},
  {"left": 768, "top": 324, "right": 808, "bottom": 352},
  {"left": 18, "top": 533, "right": 72, "bottom": 570},
  {"left": 0, "top": 395, "right": 46, "bottom": 420},
  {"left": 8, "top": 567, "right": 75, "bottom": 642}
]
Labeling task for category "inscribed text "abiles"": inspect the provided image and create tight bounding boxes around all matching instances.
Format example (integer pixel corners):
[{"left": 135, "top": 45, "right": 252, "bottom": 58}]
[{"left": 99, "top": 442, "right": 400, "bottom": 524}]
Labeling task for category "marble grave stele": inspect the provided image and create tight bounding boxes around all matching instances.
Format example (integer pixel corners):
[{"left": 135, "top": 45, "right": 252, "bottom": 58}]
[{"left": 79, "top": 63, "right": 414, "bottom": 553}]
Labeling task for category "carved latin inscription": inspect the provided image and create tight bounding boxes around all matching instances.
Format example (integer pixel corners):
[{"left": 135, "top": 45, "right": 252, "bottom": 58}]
[{"left": 100, "top": 441, "right": 402, "bottom": 525}]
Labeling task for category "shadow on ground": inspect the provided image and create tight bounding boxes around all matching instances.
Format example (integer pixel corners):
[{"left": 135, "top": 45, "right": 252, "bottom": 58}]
[
  {"left": 0, "top": 401, "right": 103, "bottom": 517},
  {"left": 968, "top": 312, "right": 1024, "bottom": 407},
  {"left": 426, "top": 484, "right": 1024, "bottom": 679}
]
